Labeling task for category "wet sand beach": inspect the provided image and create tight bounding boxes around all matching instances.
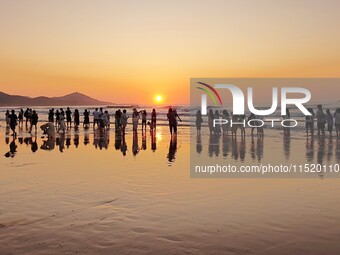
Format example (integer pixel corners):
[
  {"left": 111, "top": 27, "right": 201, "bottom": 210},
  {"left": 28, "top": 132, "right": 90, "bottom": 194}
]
[{"left": 1, "top": 123, "right": 340, "bottom": 254}]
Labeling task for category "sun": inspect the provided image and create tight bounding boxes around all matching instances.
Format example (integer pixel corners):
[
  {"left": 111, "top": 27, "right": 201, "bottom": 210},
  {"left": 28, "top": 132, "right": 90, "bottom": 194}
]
[{"left": 155, "top": 95, "right": 163, "bottom": 104}]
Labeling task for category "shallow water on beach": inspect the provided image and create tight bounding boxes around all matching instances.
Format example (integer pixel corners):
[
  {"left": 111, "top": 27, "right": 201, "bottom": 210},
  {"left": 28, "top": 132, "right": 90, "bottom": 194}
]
[{"left": 1, "top": 122, "right": 340, "bottom": 254}]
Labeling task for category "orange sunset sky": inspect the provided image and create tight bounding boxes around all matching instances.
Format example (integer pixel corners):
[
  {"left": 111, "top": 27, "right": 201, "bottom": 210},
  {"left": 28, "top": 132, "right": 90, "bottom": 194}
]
[{"left": 0, "top": 0, "right": 340, "bottom": 105}]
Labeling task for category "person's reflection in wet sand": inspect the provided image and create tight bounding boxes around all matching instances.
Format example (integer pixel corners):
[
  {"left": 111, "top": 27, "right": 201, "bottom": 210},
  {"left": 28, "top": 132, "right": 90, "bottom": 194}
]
[
  {"left": 283, "top": 134, "right": 291, "bottom": 160},
  {"left": 93, "top": 130, "right": 99, "bottom": 149},
  {"left": 121, "top": 133, "right": 127, "bottom": 156},
  {"left": 4, "top": 137, "right": 17, "bottom": 158},
  {"left": 208, "top": 134, "right": 220, "bottom": 157},
  {"left": 222, "top": 134, "right": 230, "bottom": 158},
  {"left": 59, "top": 134, "right": 65, "bottom": 153},
  {"left": 141, "top": 130, "right": 147, "bottom": 150},
  {"left": 231, "top": 136, "right": 238, "bottom": 160},
  {"left": 167, "top": 134, "right": 177, "bottom": 163},
  {"left": 196, "top": 133, "right": 202, "bottom": 154},
  {"left": 114, "top": 130, "right": 122, "bottom": 150},
  {"left": 31, "top": 136, "right": 38, "bottom": 153},
  {"left": 151, "top": 129, "right": 157, "bottom": 152},
  {"left": 74, "top": 133, "right": 79, "bottom": 148},
  {"left": 336, "top": 141, "right": 340, "bottom": 162},
  {"left": 5, "top": 126, "right": 10, "bottom": 144},
  {"left": 41, "top": 137, "right": 55, "bottom": 151},
  {"left": 305, "top": 137, "right": 315, "bottom": 163},
  {"left": 317, "top": 137, "right": 326, "bottom": 165},
  {"left": 256, "top": 136, "right": 264, "bottom": 162},
  {"left": 66, "top": 134, "right": 71, "bottom": 149},
  {"left": 250, "top": 136, "right": 256, "bottom": 161},
  {"left": 99, "top": 130, "right": 109, "bottom": 150},
  {"left": 132, "top": 131, "right": 140, "bottom": 156},
  {"left": 326, "top": 137, "right": 334, "bottom": 162},
  {"left": 239, "top": 137, "right": 246, "bottom": 162},
  {"left": 84, "top": 131, "right": 90, "bottom": 146}
]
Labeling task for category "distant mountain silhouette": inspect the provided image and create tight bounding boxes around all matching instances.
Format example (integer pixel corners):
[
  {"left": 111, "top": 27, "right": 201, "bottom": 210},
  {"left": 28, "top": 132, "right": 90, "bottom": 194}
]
[{"left": 0, "top": 91, "right": 112, "bottom": 106}]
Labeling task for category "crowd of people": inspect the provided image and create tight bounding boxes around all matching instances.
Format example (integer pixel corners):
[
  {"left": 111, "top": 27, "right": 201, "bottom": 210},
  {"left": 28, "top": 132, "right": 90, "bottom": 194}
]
[
  {"left": 4, "top": 106, "right": 183, "bottom": 137},
  {"left": 195, "top": 105, "right": 340, "bottom": 139}
]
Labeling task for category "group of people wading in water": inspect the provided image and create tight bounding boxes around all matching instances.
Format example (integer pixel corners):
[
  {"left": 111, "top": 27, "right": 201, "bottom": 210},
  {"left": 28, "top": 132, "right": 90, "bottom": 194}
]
[{"left": 4, "top": 106, "right": 183, "bottom": 138}]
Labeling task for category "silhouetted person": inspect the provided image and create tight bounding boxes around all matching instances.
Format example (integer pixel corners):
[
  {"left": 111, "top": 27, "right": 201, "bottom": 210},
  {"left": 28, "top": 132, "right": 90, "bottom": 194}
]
[
  {"left": 120, "top": 109, "right": 128, "bottom": 134},
  {"left": 40, "top": 122, "right": 56, "bottom": 138},
  {"left": 151, "top": 109, "right": 157, "bottom": 130},
  {"left": 141, "top": 110, "right": 147, "bottom": 131},
  {"left": 5, "top": 110, "right": 10, "bottom": 127},
  {"left": 30, "top": 110, "right": 38, "bottom": 134},
  {"left": 24, "top": 108, "right": 30, "bottom": 128},
  {"left": 167, "top": 108, "right": 181, "bottom": 135},
  {"left": 326, "top": 109, "right": 333, "bottom": 137},
  {"left": 83, "top": 109, "right": 90, "bottom": 128},
  {"left": 115, "top": 109, "right": 121, "bottom": 132},
  {"left": 74, "top": 109, "right": 80, "bottom": 127},
  {"left": 208, "top": 109, "right": 214, "bottom": 135},
  {"left": 132, "top": 108, "right": 140, "bottom": 132},
  {"left": 66, "top": 107, "right": 72, "bottom": 127},
  {"left": 196, "top": 110, "right": 203, "bottom": 134},
  {"left": 102, "top": 110, "right": 110, "bottom": 129},
  {"left": 55, "top": 109, "right": 60, "bottom": 127},
  {"left": 57, "top": 114, "right": 66, "bottom": 134},
  {"left": 18, "top": 109, "right": 24, "bottom": 128},
  {"left": 306, "top": 108, "right": 315, "bottom": 137},
  {"left": 48, "top": 108, "right": 54, "bottom": 123},
  {"left": 316, "top": 104, "right": 326, "bottom": 137},
  {"left": 9, "top": 110, "right": 18, "bottom": 136},
  {"left": 93, "top": 108, "right": 99, "bottom": 128}
]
